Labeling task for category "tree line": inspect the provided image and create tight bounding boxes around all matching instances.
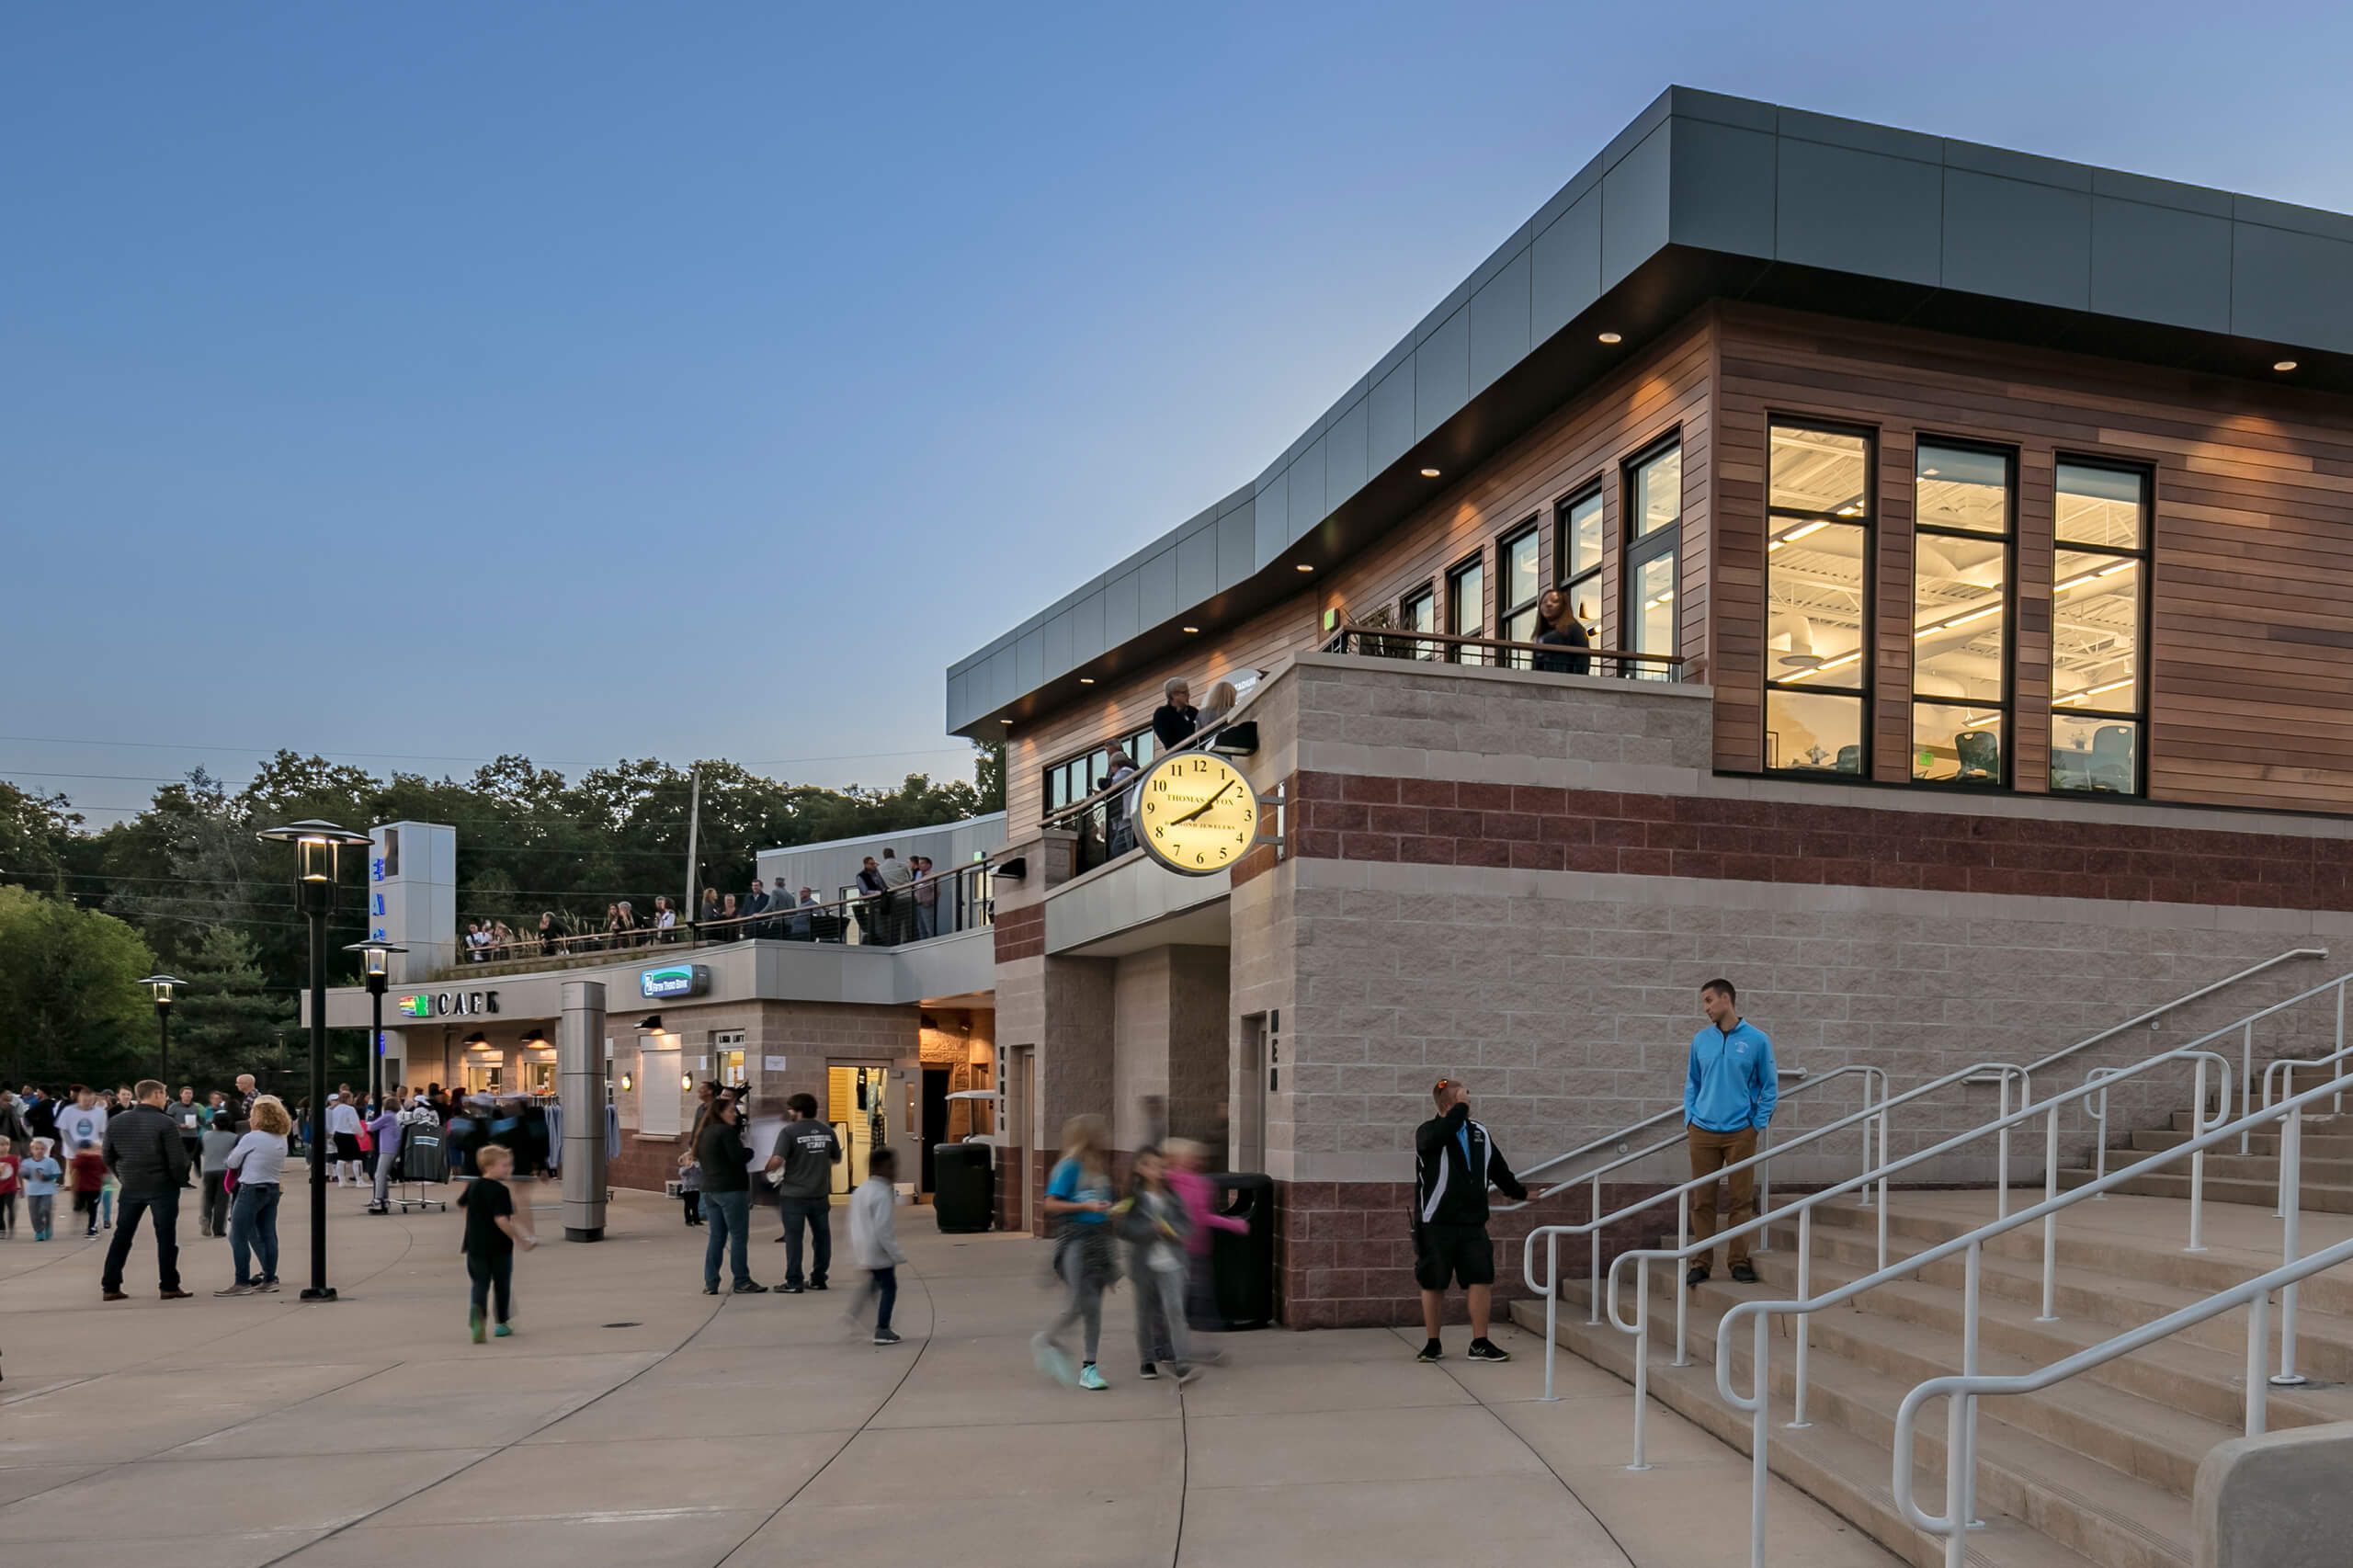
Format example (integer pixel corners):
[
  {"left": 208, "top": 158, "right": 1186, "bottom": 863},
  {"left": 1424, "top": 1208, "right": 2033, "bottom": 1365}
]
[{"left": 0, "top": 744, "right": 1005, "bottom": 1089}]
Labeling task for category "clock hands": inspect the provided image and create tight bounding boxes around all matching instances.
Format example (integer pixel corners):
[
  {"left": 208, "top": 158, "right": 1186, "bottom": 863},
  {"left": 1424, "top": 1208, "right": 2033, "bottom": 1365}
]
[{"left": 1166, "top": 778, "right": 1236, "bottom": 826}]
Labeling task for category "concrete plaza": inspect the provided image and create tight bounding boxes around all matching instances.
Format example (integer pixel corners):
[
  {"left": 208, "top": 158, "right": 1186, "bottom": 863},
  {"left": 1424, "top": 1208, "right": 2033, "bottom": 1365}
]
[{"left": 0, "top": 1183, "right": 1896, "bottom": 1568}]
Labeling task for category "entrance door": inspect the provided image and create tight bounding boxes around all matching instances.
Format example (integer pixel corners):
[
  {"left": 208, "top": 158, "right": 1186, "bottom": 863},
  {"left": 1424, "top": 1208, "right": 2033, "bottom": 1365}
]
[
  {"left": 920, "top": 1068, "right": 949, "bottom": 1193},
  {"left": 826, "top": 1063, "right": 892, "bottom": 1196},
  {"left": 1010, "top": 1045, "right": 1035, "bottom": 1231},
  {"left": 1234, "top": 1013, "right": 1269, "bottom": 1174}
]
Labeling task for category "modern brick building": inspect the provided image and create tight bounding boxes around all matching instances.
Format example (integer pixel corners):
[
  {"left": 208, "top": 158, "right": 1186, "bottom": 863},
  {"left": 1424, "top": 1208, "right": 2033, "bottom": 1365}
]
[{"left": 949, "top": 87, "right": 2353, "bottom": 1327}]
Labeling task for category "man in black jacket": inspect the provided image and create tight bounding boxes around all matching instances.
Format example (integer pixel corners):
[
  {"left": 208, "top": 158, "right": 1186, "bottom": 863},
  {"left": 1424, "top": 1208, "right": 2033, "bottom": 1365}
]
[
  {"left": 100, "top": 1080, "right": 193, "bottom": 1302},
  {"left": 1411, "top": 1077, "right": 1525, "bottom": 1364}
]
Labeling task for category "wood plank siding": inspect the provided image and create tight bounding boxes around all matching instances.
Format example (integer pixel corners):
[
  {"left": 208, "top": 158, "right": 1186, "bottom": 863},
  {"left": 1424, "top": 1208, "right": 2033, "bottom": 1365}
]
[
  {"left": 1006, "top": 318, "right": 1714, "bottom": 829},
  {"left": 1712, "top": 303, "right": 2353, "bottom": 813}
]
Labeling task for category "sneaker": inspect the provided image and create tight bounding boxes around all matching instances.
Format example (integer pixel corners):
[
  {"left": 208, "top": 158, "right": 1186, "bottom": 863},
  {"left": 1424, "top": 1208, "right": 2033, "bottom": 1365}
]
[
  {"left": 1416, "top": 1339, "right": 1444, "bottom": 1362},
  {"left": 778, "top": 1284, "right": 805, "bottom": 1295},
  {"left": 702, "top": 1285, "right": 720, "bottom": 1296},
  {"left": 1466, "top": 1338, "right": 1511, "bottom": 1362},
  {"left": 1033, "top": 1333, "right": 1075, "bottom": 1387},
  {"left": 808, "top": 1279, "right": 828, "bottom": 1291},
  {"left": 1173, "top": 1364, "right": 1201, "bottom": 1387},
  {"left": 102, "top": 1290, "right": 127, "bottom": 1301},
  {"left": 1686, "top": 1266, "right": 1711, "bottom": 1290},
  {"left": 256, "top": 1280, "right": 280, "bottom": 1293},
  {"left": 1078, "top": 1363, "right": 1108, "bottom": 1392},
  {"left": 733, "top": 1281, "right": 769, "bottom": 1295},
  {"left": 494, "top": 1324, "right": 514, "bottom": 1338},
  {"left": 214, "top": 1284, "right": 256, "bottom": 1297},
  {"left": 1730, "top": 1261, "right": 1760, "bottom": 1284},
  {"left": 160, "top": 1289, "right": 194, "bottom": 1301},
  {"left": 470, "top": 1308, "right": 485, "bottom": 1345},
  {"left": 873, "top": 1328, "right": 902, "bottom": 1346},
  {"left": 1139, "top": 1362, "right": 1159, "bottom": 1381}
]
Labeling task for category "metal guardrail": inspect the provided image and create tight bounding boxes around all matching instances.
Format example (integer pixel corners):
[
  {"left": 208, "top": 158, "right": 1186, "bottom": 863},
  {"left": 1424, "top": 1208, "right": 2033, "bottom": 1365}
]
[
  {"left": 1319, "top": 620, "right": 1688, "bottom": 679},
  {"left": 1875, "top": 1071, "right": 2353, "bottom": 1568},
  {"left": 446, "top": 862, "right": 994, "bottom": 977},
  {"left": 1038, "top": 712, "right": 1258, "bottom": 874}
]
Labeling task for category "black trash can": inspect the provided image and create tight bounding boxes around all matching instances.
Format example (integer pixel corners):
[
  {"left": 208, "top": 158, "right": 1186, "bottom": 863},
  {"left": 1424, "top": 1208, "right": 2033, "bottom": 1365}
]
[
  {"left": 932, "top": 1142, "right": 995, "bottom": 1233},
  {"left": 1206, "top": 1172, "right": 1276, "bottom": 1330}
]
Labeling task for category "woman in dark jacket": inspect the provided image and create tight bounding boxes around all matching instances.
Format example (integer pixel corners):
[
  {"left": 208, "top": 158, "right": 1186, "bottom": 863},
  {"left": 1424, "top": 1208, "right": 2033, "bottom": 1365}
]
[{"left": 1531, "top": 587, "right": 1591, "bottom": 676}]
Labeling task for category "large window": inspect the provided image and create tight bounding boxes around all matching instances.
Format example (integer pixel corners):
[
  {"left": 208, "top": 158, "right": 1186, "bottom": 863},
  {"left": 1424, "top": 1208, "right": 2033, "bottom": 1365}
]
[
  {"left": 1624, "top": 438, "right": 1681, "bottom": 676},
  {"left": 2050, "top": 461, "right": 2150, "bottom": 794},
  {"left": 1911, "top": 441, "right": 2014, "bottom": 783},
  {"left": 1043, "top": 723, "right": 1157, "bottom": 813},
  {"left": 1498, "top": 522, "right": 1542, "bottom": 644},
  {"left": 1765, "top": 423, "right": 1872, "bottom": 773},
  {"left": 1401, "top": 584, "right": 1437, "bottom": 660},
  {"left": 1446, "top": 551, "right": 1484, "bottom": 661},
  {"left": 1555, "top": 485, "right": 1603, "bottom": 636}
]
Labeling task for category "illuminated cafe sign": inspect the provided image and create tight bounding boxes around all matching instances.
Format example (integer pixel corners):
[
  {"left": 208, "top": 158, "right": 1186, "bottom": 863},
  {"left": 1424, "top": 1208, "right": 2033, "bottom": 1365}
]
[
  {"left": 641, "top": 964, "right": 711, "bottom": 1000},
  {"left": 394, "top": 991, "right": 500, "bottom": 1018}
]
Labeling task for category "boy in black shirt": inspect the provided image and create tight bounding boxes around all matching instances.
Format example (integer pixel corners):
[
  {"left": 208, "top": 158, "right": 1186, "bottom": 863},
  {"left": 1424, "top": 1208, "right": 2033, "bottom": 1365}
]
[{"left": 460, "top": 1142, "right": 537, "bottom": 1342}]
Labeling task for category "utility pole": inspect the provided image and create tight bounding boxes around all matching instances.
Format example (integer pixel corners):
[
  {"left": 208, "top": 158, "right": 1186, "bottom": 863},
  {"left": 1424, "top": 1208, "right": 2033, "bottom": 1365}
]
[{"left": 684, "top": 765, "right": 701, "bottom": 937}]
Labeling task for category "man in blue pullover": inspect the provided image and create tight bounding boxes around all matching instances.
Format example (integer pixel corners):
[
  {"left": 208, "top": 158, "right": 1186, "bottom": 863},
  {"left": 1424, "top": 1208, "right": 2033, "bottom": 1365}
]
[{"left": 1685, "top": 977, "right": 1776, "bottom": 1289}]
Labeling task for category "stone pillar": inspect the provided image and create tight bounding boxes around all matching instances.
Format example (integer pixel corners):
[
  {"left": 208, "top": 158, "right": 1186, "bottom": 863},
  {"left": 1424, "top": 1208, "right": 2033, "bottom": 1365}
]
[{"left": 560, "top": 980, "right": 608, "bottom": 1242}]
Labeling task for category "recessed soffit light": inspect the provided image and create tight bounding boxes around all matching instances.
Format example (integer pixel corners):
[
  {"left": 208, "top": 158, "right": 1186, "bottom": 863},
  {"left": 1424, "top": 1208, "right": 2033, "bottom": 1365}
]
[
  {"left": 2275, "top": 359, "right": 2300, "bottom": 372},
  {"left": 1419, "top": 467, "right": 1441, "bottom": 478},
  {"left": 1597, "top": 331, "right": 1622, "bottom": 344}
]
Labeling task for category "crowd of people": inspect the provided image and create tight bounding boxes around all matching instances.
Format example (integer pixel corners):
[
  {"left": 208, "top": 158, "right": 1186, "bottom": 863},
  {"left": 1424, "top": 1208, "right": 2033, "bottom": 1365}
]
[{"left": 455, "top": 847, "right": 963, "bottom": 964}]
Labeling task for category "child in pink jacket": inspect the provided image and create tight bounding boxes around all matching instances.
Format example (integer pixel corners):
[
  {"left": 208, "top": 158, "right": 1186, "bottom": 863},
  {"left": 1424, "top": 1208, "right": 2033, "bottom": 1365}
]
[{"left": 1164, "top": 1139, "right": 1246, "bottom": 1336}]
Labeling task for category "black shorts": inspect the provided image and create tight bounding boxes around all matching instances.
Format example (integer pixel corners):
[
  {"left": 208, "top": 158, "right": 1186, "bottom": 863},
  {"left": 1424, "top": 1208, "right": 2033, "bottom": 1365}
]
[
  {"left": 1414, "top": 1222, "right": 1495, "bottom": 1290},
  {"left": 333, "top": 1133, "right": 362, "bottom": 1160}
]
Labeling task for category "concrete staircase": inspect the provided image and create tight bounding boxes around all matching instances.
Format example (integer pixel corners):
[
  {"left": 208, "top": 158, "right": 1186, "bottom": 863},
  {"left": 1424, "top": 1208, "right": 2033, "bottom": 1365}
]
[
  {"left": 2060, "top": 1107, "right": 2353, "bottom": 1213},
  {"left": 1510, "top": 1193, "right": 2353, "bottom": 1568}
]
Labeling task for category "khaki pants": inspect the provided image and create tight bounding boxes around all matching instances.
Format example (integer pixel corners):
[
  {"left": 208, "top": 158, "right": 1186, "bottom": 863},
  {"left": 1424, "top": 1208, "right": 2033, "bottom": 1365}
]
[{"left": 1688, "top": 1124, "right": 1758, "bottom": 1270}]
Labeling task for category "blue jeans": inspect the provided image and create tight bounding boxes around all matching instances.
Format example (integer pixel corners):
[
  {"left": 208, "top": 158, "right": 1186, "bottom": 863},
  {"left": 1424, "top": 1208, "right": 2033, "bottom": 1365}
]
[
  {"left": 703, "top": 1188, "right": 752, "bottom": 1290},
  {"left": 230, "top": 1183, "right": 281, "bottom": 1285},
  {"left": 864, "top": 1266, "right": 897, "bottom": 1333},
  {"left": 778, "top": 1195, "right": 831, "bottom": 1287}
]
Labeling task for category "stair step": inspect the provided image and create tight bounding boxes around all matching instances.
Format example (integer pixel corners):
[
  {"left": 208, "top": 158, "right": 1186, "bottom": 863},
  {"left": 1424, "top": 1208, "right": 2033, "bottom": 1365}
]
[
  {"left": 2134, "top": 1126, "right": 2353, "bottom": 1162},
  {"left": 2172, "top": 1108, "right": 2353, "bottom": 1136},
  {"left": 2115, "top": 1143, "right": 2353, "bottom": 1186},
  {"left": 2060, "top": 1167, "right": 2353, "bottom": 1213},
  {"left": 1518, "top": 1282, "right": 2184, "bottom": 1568}
]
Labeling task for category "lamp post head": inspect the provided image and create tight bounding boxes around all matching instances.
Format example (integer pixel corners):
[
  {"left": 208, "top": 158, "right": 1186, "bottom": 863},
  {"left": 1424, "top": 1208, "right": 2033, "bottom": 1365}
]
[
  {"left": 258, "top": 821, "right": 370, "bottom": 913},
  {"left": 138, "top": 973, "right": 187, "bottom": 1009},
  {"left": 342, "top": 939, "right": 407, "bottom": 993}
]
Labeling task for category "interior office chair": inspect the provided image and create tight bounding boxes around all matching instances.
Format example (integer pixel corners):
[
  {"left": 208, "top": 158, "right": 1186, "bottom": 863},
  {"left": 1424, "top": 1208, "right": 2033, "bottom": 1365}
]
[
  {"left": 1954, "top": 729, "right": 1999, "bottom": 781},
  {"left": 2088, "top": 724, "right": 2134, "bottom": 792}
]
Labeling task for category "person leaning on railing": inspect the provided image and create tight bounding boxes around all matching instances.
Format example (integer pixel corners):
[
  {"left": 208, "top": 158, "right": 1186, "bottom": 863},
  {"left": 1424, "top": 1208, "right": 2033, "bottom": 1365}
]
[
  {"left": 1154, "top": 677, "right": 1199, "bottom": 749},
  {"left": 1531, "top": 587, "right": 1591, "bottom": 676}
]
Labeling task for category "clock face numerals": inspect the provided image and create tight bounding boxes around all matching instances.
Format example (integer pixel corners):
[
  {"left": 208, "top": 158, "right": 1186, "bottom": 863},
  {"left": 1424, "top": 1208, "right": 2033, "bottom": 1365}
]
[{"left": 1134, "top": 752, "right": 1257, "bottom": 874}]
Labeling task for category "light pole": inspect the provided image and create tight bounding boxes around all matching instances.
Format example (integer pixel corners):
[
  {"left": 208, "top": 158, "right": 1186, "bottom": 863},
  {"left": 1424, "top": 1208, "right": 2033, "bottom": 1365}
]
[
  {"left": 343, "top": 940, "right": 407, "bottom": 1109},
  {"left": 138, "top": 973, "right": 186, "bottom": 1083},
  {"left": 257, "top": 819, "right": 371, "bottom": 1303}
]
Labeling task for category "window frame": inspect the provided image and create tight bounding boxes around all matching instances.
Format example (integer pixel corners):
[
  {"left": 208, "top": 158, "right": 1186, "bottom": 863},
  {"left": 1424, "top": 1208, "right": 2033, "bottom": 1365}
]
[
  {"left": 1400, "top": 581, "right": 1437, "bottom": 660},
  {"left": 1496, "top": 518, "right": 1543, "bottom": 652},
  {"left": 1040, "top": 722, "right": 1157, "bottom": 815},
  {"left": 1553, "top": 481, "right": 1605, "bottom": 643},
  {"left": 2048, "top": 455, "right": 2153, "bottom": 797},
  {"left": 1621, "top": 434, "right": 1684, "bottom": 675},
  {"left": 1444, "top": 549, "right": 1486, "bottom": 662},
  {"left": 1909, "top": 436, "right": 2018, "bottom": 788},
  {"left": 1762, "top": 418, "right": 1877, "bottom": 775}
]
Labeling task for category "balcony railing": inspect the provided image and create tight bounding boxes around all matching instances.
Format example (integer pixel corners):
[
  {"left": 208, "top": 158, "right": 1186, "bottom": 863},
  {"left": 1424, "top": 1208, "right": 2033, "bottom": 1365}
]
[
  {"left": 444, "top": 861, "right": 995, "bottom": 977},
  {"left": 1320, "top": 621, "right": 1687, "bottom": 679},
  {"left": 1040, "top": 714, "right": 1253, "bottom": 877}
]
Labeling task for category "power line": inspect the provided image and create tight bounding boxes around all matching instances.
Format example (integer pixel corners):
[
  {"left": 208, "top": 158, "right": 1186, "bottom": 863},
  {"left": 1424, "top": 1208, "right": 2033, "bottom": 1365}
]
[{"left": 0, "top": 734, "right": 976, "bottom": 769}]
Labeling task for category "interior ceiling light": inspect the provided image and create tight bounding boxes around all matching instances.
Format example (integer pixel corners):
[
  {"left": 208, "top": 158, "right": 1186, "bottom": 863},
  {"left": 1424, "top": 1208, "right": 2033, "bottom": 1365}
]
[
  {"left": 1420, "top": 467, "right": 1441, "bottom": 478},
  {"left": 2274, "top": 359, "right": 2299, "bottom": 371},
  {"left": 1597, "top": 331, "right": 1623, "bottom": 344}
]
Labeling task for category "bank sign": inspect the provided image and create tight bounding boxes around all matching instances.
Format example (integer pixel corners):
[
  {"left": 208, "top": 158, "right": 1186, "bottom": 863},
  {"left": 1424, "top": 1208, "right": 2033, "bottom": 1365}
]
[
  {"left": 641, "top": 964, "right": 710, "bottom": 1000},
  {"left": 395, "top": 990, "right": 500, "bottom": 1018}
]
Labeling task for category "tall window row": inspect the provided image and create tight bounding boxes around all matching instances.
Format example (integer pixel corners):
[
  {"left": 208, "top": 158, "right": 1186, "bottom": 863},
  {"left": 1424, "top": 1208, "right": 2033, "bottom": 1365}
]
[
  {"left": 1762, "top": 419, "right": 2148, "bottom": 793},
  {"left": 1391, "top": 434, "right": 1679, "bottom": 675},
  {"left": 1043, "top": 722, "right": 1158, "bottom": 814}
]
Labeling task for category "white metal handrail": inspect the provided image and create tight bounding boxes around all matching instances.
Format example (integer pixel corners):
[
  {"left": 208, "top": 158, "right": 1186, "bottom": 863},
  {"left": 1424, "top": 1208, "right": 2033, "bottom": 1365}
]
[
  {"left": 1590, "top": 1037, "right": 2228, "bottom": 1466},
  {"left": 1712, "top": 1066, "right": 2350, "bottom": 1568},
  {"left": 1504, "top": 1066, "right": 1821, "bottom": 1198},
  {"left": 1888, "top": 1117, "right": 2353, "bottom": 1568},
  {"left": 2017, "top": 945, "right": 2324, "bottom": 1078}
]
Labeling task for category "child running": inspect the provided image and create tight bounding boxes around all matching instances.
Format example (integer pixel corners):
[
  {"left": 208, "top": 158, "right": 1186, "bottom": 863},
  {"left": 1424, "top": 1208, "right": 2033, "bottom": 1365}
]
[
  {"left": 22, "top": 1140, "right": 60, "bottom": 1241},
  {"left": 847, "top": 1145, "right": 908, "bottom": 1346},
  {"left": 70, "top": 1139, "right": 107, "bottom": 1237},
  {"left": 0, "top": 1143, "right": 17, "bottom": 1237},
  {"left": 1164, "top": 1138, "right": 1247, "bottom": 1339},
  {"left": 1034, "top": 1114, "right": 1118, "bottom": 1392},
  {"left": 459, "top": 1142, "right": 537, "bottom": 1342}
]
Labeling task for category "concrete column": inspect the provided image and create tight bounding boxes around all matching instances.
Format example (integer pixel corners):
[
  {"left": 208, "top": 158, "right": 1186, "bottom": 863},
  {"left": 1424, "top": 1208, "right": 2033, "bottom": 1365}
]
[{"left": 560, "top": 981, "right": 608, "bottom": 1242}]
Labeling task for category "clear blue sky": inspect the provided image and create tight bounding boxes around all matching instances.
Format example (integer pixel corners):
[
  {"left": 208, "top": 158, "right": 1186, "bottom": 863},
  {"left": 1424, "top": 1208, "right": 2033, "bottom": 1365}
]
[{"left": 7, "top": 1, "right": 2348, "bottom": 821}]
